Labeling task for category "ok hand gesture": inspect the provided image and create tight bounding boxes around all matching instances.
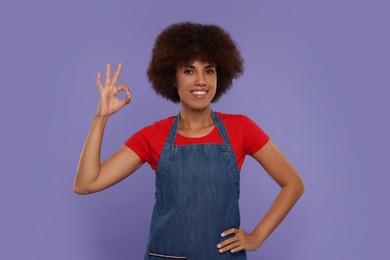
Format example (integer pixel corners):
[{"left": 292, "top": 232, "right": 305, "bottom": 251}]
[{"left": 95, "top": 63, "right": 131, "bottom": 117}]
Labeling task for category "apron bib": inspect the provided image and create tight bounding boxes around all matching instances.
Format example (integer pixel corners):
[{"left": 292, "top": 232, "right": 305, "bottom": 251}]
[{"left": 145, "top": 111, "right": 247, "bottom": 259}]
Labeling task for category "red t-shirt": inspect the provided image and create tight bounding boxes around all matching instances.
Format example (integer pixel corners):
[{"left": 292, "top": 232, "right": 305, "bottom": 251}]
[{"left": 124, "top": 112, "right": 270, "bottom": 172}]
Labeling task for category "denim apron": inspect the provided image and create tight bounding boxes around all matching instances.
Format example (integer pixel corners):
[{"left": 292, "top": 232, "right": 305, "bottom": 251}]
[{"left": 145, "top": 111, "right": 247, "bottom": 259}]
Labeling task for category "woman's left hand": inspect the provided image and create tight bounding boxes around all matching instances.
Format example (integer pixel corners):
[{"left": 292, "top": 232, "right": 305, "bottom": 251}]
[{"left": 217, "top": 228, "right": 262, "bottom": 254}]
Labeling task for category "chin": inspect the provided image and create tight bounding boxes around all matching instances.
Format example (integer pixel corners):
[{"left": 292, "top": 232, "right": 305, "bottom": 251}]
[{"left": 181, "top": 101, "right": 212, "bottom": 112}]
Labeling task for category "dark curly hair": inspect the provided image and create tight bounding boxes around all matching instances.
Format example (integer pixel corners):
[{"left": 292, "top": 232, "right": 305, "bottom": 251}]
[{"left": 147, "top": 22, "right": 244, "bottom": 103}]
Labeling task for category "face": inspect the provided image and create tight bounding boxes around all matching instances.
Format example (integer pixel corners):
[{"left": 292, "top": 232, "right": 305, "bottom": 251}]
[{"left": 175, "top": 60, "right": 217, "bottom": 111}]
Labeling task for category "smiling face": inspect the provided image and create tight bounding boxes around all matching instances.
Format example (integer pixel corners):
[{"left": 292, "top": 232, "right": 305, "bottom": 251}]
[{"left": 175, "top": 60, "right": 217, "bottom": 112}]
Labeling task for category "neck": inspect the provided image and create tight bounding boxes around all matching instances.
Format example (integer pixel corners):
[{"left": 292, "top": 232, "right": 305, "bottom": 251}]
[{"left": 178, "top": 106, "right": 214, "bottom": 131}]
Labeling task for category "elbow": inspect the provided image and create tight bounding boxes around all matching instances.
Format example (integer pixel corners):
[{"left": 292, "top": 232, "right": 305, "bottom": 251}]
[
  {"left": 283, "top": 177, "right": 305, "bottom": 198},
  {"left": 73, "top": 183, "right": 92, "bottom": 195},
  {"left": 296, "top": 178, "right": 306, "bottom": 197}
]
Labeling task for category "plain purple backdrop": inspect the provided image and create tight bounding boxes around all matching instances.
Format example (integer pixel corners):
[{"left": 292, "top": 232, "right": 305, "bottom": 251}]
[{"left": 1, "top": 0, "right": 389, "bottom": 259}]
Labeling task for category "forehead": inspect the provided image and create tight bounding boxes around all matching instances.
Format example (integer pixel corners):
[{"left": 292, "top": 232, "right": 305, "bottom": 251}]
[{"left": 177, "top": 59, "right": 216, "bottom": 68}]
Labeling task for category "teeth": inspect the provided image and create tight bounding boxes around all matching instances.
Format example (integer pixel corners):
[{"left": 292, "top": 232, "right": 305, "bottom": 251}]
[{"left": 192, "top": 91, "right": 207, "bottom": 95}]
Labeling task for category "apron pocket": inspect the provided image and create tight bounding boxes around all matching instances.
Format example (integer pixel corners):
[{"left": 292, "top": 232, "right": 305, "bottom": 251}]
[{"left": 148, "top": 252, "right": 187, "bottom": 259}]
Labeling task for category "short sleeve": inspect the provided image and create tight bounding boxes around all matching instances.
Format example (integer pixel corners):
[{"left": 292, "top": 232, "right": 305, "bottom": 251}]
[
  {"left": 124, "top": 127, "right": 150, "bottom": 164},
  {"left": 124, "top": 117, "right": 172, "bottom": 171},
  {"left": 240, "top": 115, "right": 270, "bottom": 155}
]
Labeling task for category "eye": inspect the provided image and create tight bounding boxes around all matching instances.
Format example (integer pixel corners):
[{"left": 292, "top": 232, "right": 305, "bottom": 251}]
[
  {"left": 184, "top": 69, "right": 193, "bottom": 74},
  {"left": 206, "top": 69, "right": 215, "bottom": 74}
]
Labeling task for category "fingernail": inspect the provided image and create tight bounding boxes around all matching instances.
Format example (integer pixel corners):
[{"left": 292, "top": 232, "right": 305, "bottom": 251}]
[{"left": 221, "top": 233, "right": 224, "bottom": 237}]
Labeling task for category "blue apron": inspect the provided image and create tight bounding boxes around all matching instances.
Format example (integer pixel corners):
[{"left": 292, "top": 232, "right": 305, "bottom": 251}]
[{"left": 145, "top": 111, "right": 247, "bottom": 259}]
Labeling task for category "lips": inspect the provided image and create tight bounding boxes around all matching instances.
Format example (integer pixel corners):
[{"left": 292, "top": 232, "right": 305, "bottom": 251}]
[
  {"left": 191, "top": 90, "right": 207, "bottom": 95},
  {"left": 190, "top": 89, "right": 208, "bottom": 98}
]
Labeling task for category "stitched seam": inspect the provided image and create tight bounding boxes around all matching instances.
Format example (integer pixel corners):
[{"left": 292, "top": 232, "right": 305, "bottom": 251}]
[
  {"left": 148, "top": 252, "right": 187, "bottom": 259},
  {"left": 223, "top": 151, "right": 240, "bottom": 195}
]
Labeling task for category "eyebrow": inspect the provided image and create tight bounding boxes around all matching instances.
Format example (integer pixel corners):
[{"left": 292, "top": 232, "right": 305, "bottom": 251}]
[{"left": 183, "top": 64, "right": 216, "bottom": 69}]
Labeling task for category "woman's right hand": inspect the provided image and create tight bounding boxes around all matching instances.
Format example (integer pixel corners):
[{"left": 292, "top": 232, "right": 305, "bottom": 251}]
[{"left": 95, "top": 63, "right": 131, "bottom": 117}]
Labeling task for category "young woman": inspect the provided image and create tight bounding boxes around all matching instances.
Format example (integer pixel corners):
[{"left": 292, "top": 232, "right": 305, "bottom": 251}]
[{"left": 74, "top": 22, "right": 305, "bottom": 259}]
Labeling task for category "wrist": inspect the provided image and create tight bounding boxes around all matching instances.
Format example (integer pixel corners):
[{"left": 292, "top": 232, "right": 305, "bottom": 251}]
[
  {"left": 251, "top": 228, "right": 268, "bottom": 245},
  {"left": 92, "top": 113, "right": 109, "bottom": 124}
]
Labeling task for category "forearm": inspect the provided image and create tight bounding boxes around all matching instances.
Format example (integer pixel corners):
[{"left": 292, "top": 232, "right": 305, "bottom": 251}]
[
  {"left": 251, "top": 182, "right": 304, "bottom": 244},
  {"left": 74, "top": 114, "right": 109, "bottom": 194}
]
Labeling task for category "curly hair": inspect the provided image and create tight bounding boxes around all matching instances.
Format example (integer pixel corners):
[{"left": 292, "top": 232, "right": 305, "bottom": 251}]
[{"left": 147, "top": 22, "right": 244, "bottom": 103}]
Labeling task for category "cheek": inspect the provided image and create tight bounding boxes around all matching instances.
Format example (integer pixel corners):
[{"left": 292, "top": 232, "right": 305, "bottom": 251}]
[
  {"left": 210, "top": 76, "right": 217, "bottom": 90},
  {"left": 176, "top": 75, "right": 190, "bottom": 88}
]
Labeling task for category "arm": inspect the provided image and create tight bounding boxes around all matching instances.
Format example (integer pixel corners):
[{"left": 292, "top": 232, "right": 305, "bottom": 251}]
[
  {"left": 218, "top": 139, "right": 305, "bottom": 253},
  {"left": 74, "top": 63, "right": 142, "bottom": 195}
]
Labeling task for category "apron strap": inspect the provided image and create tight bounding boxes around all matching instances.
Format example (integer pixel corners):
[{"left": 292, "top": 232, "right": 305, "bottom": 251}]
[
  {"left": 165, "top": 110, "right": 231, "bottom": 146},
  {"left": 165, "top": 113, "right": 180, "bottom": 146},
  {"left": 211, "top": 110, "right": 231, "bottom": 145}
]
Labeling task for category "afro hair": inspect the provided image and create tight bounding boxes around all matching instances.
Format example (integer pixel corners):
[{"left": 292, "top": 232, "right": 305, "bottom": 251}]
[{"left": 147, "top": 22, "right": 244, "bottom": 103}]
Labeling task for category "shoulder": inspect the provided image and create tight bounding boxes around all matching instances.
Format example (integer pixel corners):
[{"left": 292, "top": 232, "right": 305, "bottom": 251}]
[
  {"left": 215, "top": 111, "right": 254, "bottom": 128},
  {"left": 215, "top": 110, "right": 268, "bottom": 139},
  {"left": 125, "top": 116, "right": 174, "bottom": 167},
  {"left": 137, "top": 116, "right": 174, "bottom": 136},
  {"left": 125, "top": 115, "right": 174, "bottom": 147},
  {"left": 215, "top": 111, "right": 269, "bottom": 154}
]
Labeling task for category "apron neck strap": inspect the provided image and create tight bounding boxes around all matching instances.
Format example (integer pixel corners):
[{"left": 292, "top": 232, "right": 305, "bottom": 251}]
[{"left": 165, "top": 110, "right": 231, "bottom": 146}]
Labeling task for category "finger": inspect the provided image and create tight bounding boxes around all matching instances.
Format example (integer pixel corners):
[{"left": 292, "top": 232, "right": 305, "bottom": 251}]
[
  {"left": 116, "top": 84, "right": 131, "bottom": 97},
  {"left": 96, "top": 72, "right": 103, "bottom": 91},
  {"left": 118, "top": 96, "right": 131, "bottom": 108},
  {"left": 105, "top": 64, "right": 111, "bottom": 86},
  {"left": 111, "top": 62, "right": 123, "bottom": 86},
  {"left": 217, "top": 236, "right": 238, "bottom": 249},
  {"left": 116, "top": 84, "right": 132, "bottom": 107},
  {"left": 221, "top": 228, "right": 238, "bottom": 237},
  {"left": 219, "top": 241, "right": 242, "bottom": 254},
  {"left": 230, "top": 244, "right": 245, "bottom": 253}
]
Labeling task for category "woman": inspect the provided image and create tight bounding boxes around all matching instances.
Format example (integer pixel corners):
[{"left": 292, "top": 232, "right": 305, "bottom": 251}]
[{"left": 74, "top": 22, "right": 304, "bottom": 259}]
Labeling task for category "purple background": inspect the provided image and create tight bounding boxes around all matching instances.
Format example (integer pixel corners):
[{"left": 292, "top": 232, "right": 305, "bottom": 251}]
[{"left": 1, "top": 0, "right": 389, "bottom": 259}]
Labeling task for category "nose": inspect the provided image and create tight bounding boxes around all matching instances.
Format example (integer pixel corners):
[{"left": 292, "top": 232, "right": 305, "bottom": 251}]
[{"left": 195, "top": 73, "right": 206, "bottom": 86}]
